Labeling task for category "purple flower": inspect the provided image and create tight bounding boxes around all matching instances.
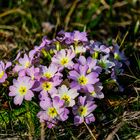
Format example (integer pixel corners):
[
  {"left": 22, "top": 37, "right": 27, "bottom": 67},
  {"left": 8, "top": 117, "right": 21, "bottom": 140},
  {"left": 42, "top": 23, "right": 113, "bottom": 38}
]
[
  {"left": 0, "top": 61, "right": 11, "bottom": 83},
  {"left": 77, "top": 56, "right": 102, "bottom": 74},
  {"left": 111, "top": 67, "right": 124, "bottom": 92},
  {"left": 89, "top": 82, "right": 104, "bottom": 99},
  {"left": 72, "top": 31, "right": 88, "bottom": 43},
  {"left": 56, "top": 30, "right": 88, "bottom": 45},
  {"left": 90, "top": 41, "right": 110, "bottom": 53},
  {"left": 29, "top": 36, "right": 53, "bottom": 60},
  {"left": 52, "top": 49, "right": 75, "bottom": 70},
  {"left": 69, "top": 65, "right": 99, "bottom": 93},
  {"left": 9, "top": 76, "right": 34, "bottom": 105},
  {"left": 72, "top": 96, "right": 97, "bottom": 125},
  {"left": 56, "top": 30, "right": 73, "bottom": 44},
  {"left": 37, "top": 96, "right": 69, "bottom": 128},
  {"left": 110, "top": 44, "right": 129, "bottom": 64},
  {"left": 34, "top": 78, "right": 61, "bottom": 100},
  {"left": 40, "top": 36, "right": 52, "bottom": 47},
  {"left": 14, "top": 54, "right": 32, "bottom": 76}
]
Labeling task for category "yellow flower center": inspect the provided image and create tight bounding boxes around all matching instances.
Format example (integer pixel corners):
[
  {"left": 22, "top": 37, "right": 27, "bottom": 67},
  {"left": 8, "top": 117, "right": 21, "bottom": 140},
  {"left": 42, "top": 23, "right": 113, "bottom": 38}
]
[
  {"left": 47, "top": 107, "right": 57, "bottom": 118},
  {"left": 19, "top": 86, "right": 27, "bottom": 95},
  {"left": 87, "top": 69, "right": 91, "bottom": 74},
  {"left": 114, "top": 53, "right": 120, "bottom": 60},
  {"left": 25, "top": 61, "right": 30, "bottom": 68},
  {"left": 91, "top": 91, "right": 96, "bottom": 96},
  {"left": 78, "top": 106, "right": 87, "bottom": 117},
  {"left": 31, "top": 75, "right": 34, "bottom": 80},
  {"left": 60, "top": 57, "right": 69, "bottom": 66},
  {"left": 43, "top": 72, "right": 52, "bottom": 79},
  {"left": 92, "top": 52, "right": 98, "bottom": 59},
  {"left": 0, "top": 71, "right": 4, "bottom": 79},
  {"left": 61, "top": 94, "right": 71, "bottom": 103},
  {"left": 78, "top": 75, "right": 88, "bottom": 85},
  {"left": 42, "top": 82, "right": 52, "bottom": 91}
]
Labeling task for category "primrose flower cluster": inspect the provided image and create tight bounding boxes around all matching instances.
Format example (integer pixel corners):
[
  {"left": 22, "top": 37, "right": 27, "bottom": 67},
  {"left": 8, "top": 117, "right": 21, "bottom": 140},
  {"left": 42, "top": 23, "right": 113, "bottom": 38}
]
[{"left": 0, "top": 30, "right": 128, "bottom": 128}]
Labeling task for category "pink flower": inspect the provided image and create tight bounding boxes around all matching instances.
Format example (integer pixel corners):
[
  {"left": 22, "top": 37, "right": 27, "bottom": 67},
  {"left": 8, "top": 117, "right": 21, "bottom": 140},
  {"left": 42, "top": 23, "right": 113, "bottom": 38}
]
[
  {"left": 9, "top": 76, "right": 34, "bottom": 105},
  {"left": 73, "top": 96, "right": 97, "bottom": 125},
  {"left": 26, "top": 66, "right": 41, "bottom": 81},
  {"left": 37, "top": 96, "right": 69, "bottom": 128},
  {"left": 0, "top": 61, "right": 11, "bottom": 83},
  {"left": 69, "top": 65, "right": 99, "bottom": 93},
  {"left": 34, "top": 78, "right": 61, "bottom": 100},
  {"left": 52, "top": 85, "right": 79, "bottom": 107},
  {"left": 41, "top": 64, "right": 61, "bottom": 80},
  {"left": 14, "top": 54, "right": 32, "bottom": 76},
  {"left": 52, "top": 49, "right": 75, "bottom": 70},
  {"left": 77, "top": 56, "right": 102, "bottom": 74}
]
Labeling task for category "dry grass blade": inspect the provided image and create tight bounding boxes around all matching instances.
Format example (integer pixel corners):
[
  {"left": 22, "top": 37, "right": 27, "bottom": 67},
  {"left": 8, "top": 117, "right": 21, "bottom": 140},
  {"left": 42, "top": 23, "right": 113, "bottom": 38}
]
[
  {"left": 105, "top": 122, "right": 124, "bottom": 140},
  {"left": 120, "top": 31, "right": 129, "bottom": 48},
  {"left": 123, "top": 111, "right": 140, "bottom": 121},
  {"left": 105, "top": 110, "right": 140, "bottom": 140},
  {"left": 0, "top": 8, "right": 26, "bottom": 18},
  {"left": 84, "top": 121, "right": 96, "bottom": 140},
  {"left": 64, "top": 0, "right": 79, "bottom": 30},
  {"left": 113, "top": 1, "right": 128, "bottom": 8},
  {"left": 40, "top": 122, "right": 45, "bottom": 140}
]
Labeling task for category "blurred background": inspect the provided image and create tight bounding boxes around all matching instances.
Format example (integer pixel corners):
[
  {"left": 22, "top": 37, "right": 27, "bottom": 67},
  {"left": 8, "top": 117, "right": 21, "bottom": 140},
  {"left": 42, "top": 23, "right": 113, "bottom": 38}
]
[{"left": 0, "top": 0, "right": 139, "bottom": 60}]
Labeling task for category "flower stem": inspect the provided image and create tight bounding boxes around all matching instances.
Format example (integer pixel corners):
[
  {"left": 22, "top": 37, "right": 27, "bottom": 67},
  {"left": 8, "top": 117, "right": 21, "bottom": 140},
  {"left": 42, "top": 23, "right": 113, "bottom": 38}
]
[
  {"left": 84, "top": 121, "right": 96, "bottom": 140},
  {"left": 41, "top": 122, "right": 45, "bottom": 140},
  {"left": 25, "top": 102, "right": 34, "bottom": 140}
]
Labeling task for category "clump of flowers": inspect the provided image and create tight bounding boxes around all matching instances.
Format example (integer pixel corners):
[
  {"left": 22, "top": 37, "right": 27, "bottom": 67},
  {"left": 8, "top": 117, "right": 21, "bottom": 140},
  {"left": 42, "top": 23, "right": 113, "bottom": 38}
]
[{"left": 0, "top": 30, "right": 128, "bottom": 128}]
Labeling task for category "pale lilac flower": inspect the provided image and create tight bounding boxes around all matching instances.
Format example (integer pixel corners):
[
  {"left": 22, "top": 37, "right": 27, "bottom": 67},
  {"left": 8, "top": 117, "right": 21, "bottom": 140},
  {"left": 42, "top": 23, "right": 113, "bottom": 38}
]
[
  {"left": 110, "top": 44, "right": 129, "bottom": 64},
  {"left": 0, "top": 61, "right": 11, "bottom": 83},
  {"left": 70, "top": 45, "right": 87, "bottom": 54},
  {"left": 72, "top": 31, "right": 88, "bottom": 43},
  {"left": 77, "top": 56, "right": 102, "bottom": 74},
  {"left": 94, "top": 44, "right": 110, "bottom": 54},
  {"left": 40, "top": 36, "right": 52, "bottom": 46},
  {"left": 90, "top": 41, "right": 110, "bottom": 54},
  {"left": 52, "top": 85, "right": 79, "bottom": 107},
  {"left": 34, "top": 79, "right": 61, "bottom": 100},
  {"left": 98, "top": 55, "right": 115, "bottom": 73},
  {"left": 26, "top": 66, "right": 41, "bottom": 81},
  {"left": 37, "top": 96, "right": 69, "bottom": 128},
  {"left": 28, "top": 47, "right": 41, "bottom": 64},
  {"left": 111, "top": 67, "right": 124, "bottom": 92},
  {"left": 14, "top": 52, "right": 21, "bottom": 61},
  {"left": 39, "top": 96, "right": 51, "bottom": 110},
  {"left": 30, "top": 36, "right": 52, "bottom": 58},
  {"left": 56, "top": 30, "right": 88, "bottom": 45},
  {"left": 73, "top": 96, "right": 97, "bottom": 125},
  {"left": 52, "top": 49, "right": 75, "bottom": 70},
  {"left": 37, "top": 110, "right": 57, "bottom": 128},
  {"left": 37, "top": 97, "right": 56, "bottom": 128},
  {"left": 69, "top": 65, "right": 99, "bottom": 93},
  {"left": 89, "top": 82, "right": 104, "bottom": 99},
  {"left": 56, "top": 30, "right": 73, "bottom": 44},
  {"left": 89, "top": 41, "right": 110, "bottom": 59},
  {"left": 9, "top": 76, "right": 34, "bottom": 105},
  {"left": 14, "top": 54, "right": 32, "bottom": 76},
  {"left": 41, "top": 64, "right": 61, "bottom": 80}
]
